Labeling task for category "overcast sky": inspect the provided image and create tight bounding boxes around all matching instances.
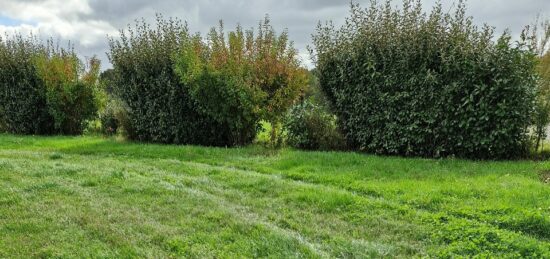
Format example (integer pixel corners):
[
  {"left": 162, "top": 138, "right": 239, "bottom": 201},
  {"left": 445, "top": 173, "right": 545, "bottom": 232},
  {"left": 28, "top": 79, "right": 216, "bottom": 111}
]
[{"left": 0, "top": 0, "right": 548, "bottom": 69}]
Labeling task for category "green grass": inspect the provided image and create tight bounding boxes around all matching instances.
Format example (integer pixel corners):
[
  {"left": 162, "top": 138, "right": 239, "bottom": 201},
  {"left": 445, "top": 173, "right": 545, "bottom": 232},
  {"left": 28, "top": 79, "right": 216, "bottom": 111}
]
[{"left": 0, "top": 134, "right": 549, "bottom": 258}]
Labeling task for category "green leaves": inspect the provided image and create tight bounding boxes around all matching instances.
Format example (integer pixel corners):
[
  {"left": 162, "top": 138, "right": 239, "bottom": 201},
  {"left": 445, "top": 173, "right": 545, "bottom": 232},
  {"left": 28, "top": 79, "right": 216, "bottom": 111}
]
[
  {"left": 312, "top": 0, "right": 537, "bottom": 159},
  {"left": 35, "top": 53, "right": 101, "bottom": 135},
  {"left": 109, "top": 16, "right": 219, "bottom": 145},
  {"left": 110, "top": 16, "right": 306, "bottom": 147},
  {"left": 0, "top": 36, "right": 100, "bottom": 135},
  {"left": 285, "top": 100, "right": 346, "bottom": 151}
]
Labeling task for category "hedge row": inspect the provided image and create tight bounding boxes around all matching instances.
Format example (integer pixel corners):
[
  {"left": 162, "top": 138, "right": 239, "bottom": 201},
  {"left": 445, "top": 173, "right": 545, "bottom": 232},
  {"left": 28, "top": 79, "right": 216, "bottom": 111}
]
[
  {"left": 0, "top": 3, "right": 543, "bottom": 159},
  {"left": 0, "top": 36, "right": 100, "bottom": 135},
  {"left": 108, "top": 16, "right": 306, "bottom": 146},
  {"left": 312, "top": 1, "right": 538, "bottom": 159}
]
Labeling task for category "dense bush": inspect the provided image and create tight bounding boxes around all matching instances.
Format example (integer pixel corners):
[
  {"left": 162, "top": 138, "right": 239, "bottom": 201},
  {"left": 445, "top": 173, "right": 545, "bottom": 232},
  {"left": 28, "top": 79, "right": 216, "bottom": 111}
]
[
  {"left": 100, "top": 99, "right": 120, "bottom": 136},
  {"left": 174, "top": 24, "right": 262, "bottom": 145},
  {"left": 108, "top": 17, "right": 225, "bottom": 145},
  {"left": 312, "top": 0, "right": 538, "bottom": 159},
  {"left": 0, "top": 36, "right": 101, "bottom": 135},
  {"left": 35, "top": 50, "right": 101, "bottom": 135},
  {"left": 100, "top": 98, "right": 132, "bottom": 136},
  {"left": 285, "top": 100, "right": 346, "bottom": 151},
  {"left": 0, "top": 104, "right": 5, "bottom": 132},
  {"left": 110, "top": 16, "right": 307, "bottom": 146},
  {"left": 244, "top": 17, "right": 309, "bottom": 145},
  {"left": 0, "top": 35, "right": 52, "bottom": 134}
]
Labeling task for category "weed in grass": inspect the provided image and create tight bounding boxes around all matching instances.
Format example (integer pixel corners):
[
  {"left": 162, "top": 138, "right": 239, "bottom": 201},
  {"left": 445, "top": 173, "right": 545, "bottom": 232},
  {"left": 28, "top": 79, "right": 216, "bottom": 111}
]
[
  {"left": 110, "top": 171, "right": 126, "bottom": 180},
  {"left": 80, "top": 179, "right": 99, "bottom": 187},
  {"left": 49, "top": 152, "right": 63, "bottom": 160},
  {"left": 540, "top": 170, "right": 550, "bottom": 184}
]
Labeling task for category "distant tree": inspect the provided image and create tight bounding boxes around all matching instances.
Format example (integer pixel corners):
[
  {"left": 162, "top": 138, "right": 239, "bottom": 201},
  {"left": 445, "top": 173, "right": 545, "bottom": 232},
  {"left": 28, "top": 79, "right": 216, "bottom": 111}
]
[
  {"left": 175, "top": 22, "right": 262, "bottom": 145},
  {"left": 34, "top": 47, "right": 101, "bottom": 135}
]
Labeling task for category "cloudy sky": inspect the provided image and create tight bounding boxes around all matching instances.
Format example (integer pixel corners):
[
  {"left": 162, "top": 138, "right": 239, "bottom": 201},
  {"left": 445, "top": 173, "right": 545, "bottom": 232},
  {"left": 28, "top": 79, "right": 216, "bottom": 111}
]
[{"left": 0, "top": 0, "right": 548, "bottom": 69}]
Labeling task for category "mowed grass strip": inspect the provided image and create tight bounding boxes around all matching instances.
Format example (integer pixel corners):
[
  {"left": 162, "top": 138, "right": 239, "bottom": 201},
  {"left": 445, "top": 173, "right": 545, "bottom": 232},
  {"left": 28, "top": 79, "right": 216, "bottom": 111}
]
[{"left": 0, "top": 134, "right": 549, "bottom": 258}]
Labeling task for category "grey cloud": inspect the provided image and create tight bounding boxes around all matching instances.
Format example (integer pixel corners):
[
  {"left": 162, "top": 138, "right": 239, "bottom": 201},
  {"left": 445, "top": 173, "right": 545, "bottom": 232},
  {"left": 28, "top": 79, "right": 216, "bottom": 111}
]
[
  {"left": 87, "top": 0, "right": 151, "bottom": 23},
  {"left": 2, "top": 0, "right": 548, "bottom": 69}
]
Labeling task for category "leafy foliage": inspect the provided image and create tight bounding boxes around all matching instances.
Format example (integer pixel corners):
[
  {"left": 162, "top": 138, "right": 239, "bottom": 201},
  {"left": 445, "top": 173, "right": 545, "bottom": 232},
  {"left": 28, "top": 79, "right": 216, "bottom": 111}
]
[
  {"left": 312, "top": 0, "right": 538, "bottom": 159},
  {"left": 0, "top": 35, "right": 53, "bottom": 134},
  {"left": 301, "top": 69, "right": 329, "bottom": 107},
  {"left": 174, "top": 23, "right": 262, "bottom": 146},
  {"left": 35, "top": 48, "right": 101, "bottom": 135},
  {"left": 246, "top": 17, "right": 309, "bottom": 145},
  {"left": 285, "top": 100, "right": 346, "bottom": 151},
  {"left": 99, "top": 98, "right": 131, "bottom": 136},
  {"left": 0, "top": 35, "right": 100, "bottom": 135},
  {"left": 108, "top": 16, "right": 228, "bottom": 145},
  {"left": 175, "top": 18, "right": 308, "bottom": 146},
  {"left": 0, "top": 112, "right": 5, "bottom": 133},
  {"left": 524, "top": 17, "right": 550, "bottom": 152},
  {"left": 110, "top": 16, "right": 307, "bottom": 146}
]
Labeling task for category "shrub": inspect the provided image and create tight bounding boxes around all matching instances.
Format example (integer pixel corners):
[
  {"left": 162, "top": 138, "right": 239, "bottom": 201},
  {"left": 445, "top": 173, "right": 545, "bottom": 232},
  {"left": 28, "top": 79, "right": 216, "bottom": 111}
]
[
  {"left": 110, "top": 16, "right": 307, "bottom": 146},
  {"left": 100, "top": 98, "right": 133, "bottom": 136},
  {"left": 285, "top": 100, "right": 346, "bottom": 151},
  {"left": 0, "top": 105, "right": 5, "bottom": 133},
  {"left": 0, "top": 114, "right": 5, "bottom": 133},
  {"left": 100, "top": 99, "right": 120, "bottom": 136},
  {"left": 0, "top": 35, "right": 53, "bottom": 134},
  {"left": 108, "top": 16, "right": 227, "bottom": 145},
  {"left": 174, "top": 24, "right": 262, "bottom": 145},
  {"left": 302, "top": 69, "right": 329, "bottom": 107},
  {"left": 83, "top": 119, "right": 102, "bottom": 136},
  {"left": 312, "top": 0, "right": 538, "bottom": 159},
  {"left": 0, "top": 36, "right": 100, "bottom": 135},
  {"left": 246, "top": 17, "right": 309, "bottom": 146},
  {"left": 532, "top": 87, "right": 550, "bottom": 152},
  {"left": 35, "top": 49, "right": 101, "bottom": 135}
]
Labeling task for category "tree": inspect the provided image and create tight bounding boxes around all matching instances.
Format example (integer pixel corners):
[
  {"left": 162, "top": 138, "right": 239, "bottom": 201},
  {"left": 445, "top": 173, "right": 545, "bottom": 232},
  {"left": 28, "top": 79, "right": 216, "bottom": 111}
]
[
  {"left": 108, "top": 16, "right": 225, "bottom": 145},
  {"left": 248, "top": 16, "right": 308, "bottom": 146},
  {"left": 175, "top": 17, "right": 308, "bottom": 147},
  {"left": 174, "top": 22, "right": 262, "bottom": 146}
]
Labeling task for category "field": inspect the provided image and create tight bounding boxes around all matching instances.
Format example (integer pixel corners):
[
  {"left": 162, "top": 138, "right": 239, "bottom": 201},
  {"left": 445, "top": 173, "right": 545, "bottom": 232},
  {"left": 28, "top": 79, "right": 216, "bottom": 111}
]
[{"left": 0, "top": 134, "right": 549, "bottom": 258}]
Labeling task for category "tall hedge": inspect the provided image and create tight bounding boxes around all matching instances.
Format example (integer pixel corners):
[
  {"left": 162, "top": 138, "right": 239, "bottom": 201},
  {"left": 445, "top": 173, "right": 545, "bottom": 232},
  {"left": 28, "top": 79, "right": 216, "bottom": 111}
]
[
  {"left": 0, "top": 36, "right": 100, "bottom": 135},
  {"left": 0, "top": 36, "right": 52, "bottom": 134},
  {"left": 109, "top": 16, "right": 306, "bottom": 146},
  {"left": 244, "top": 17, "right": 308, "bottom": 145},
  {"left": 108, "top": 17, "right": 226, "bottom": 145},
  {"left": 312, "top": 1, "right": 538, "bottom": 159},
  {"left": 174, "top": 25, "right": 261, "bottom": 146}
]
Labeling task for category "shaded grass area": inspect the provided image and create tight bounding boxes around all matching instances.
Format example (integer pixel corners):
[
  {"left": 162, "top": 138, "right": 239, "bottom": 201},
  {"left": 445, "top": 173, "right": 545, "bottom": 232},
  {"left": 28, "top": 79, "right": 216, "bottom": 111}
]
[{"left": 0, "top": 134, "right": 549, "bottom": 258}]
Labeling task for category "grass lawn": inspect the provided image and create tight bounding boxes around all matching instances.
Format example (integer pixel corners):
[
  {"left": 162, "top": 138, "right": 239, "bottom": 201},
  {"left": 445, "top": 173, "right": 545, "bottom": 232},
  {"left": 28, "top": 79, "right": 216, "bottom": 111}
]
[{"left": 0, "top": 134, "right": 549, "bottom": 258}]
